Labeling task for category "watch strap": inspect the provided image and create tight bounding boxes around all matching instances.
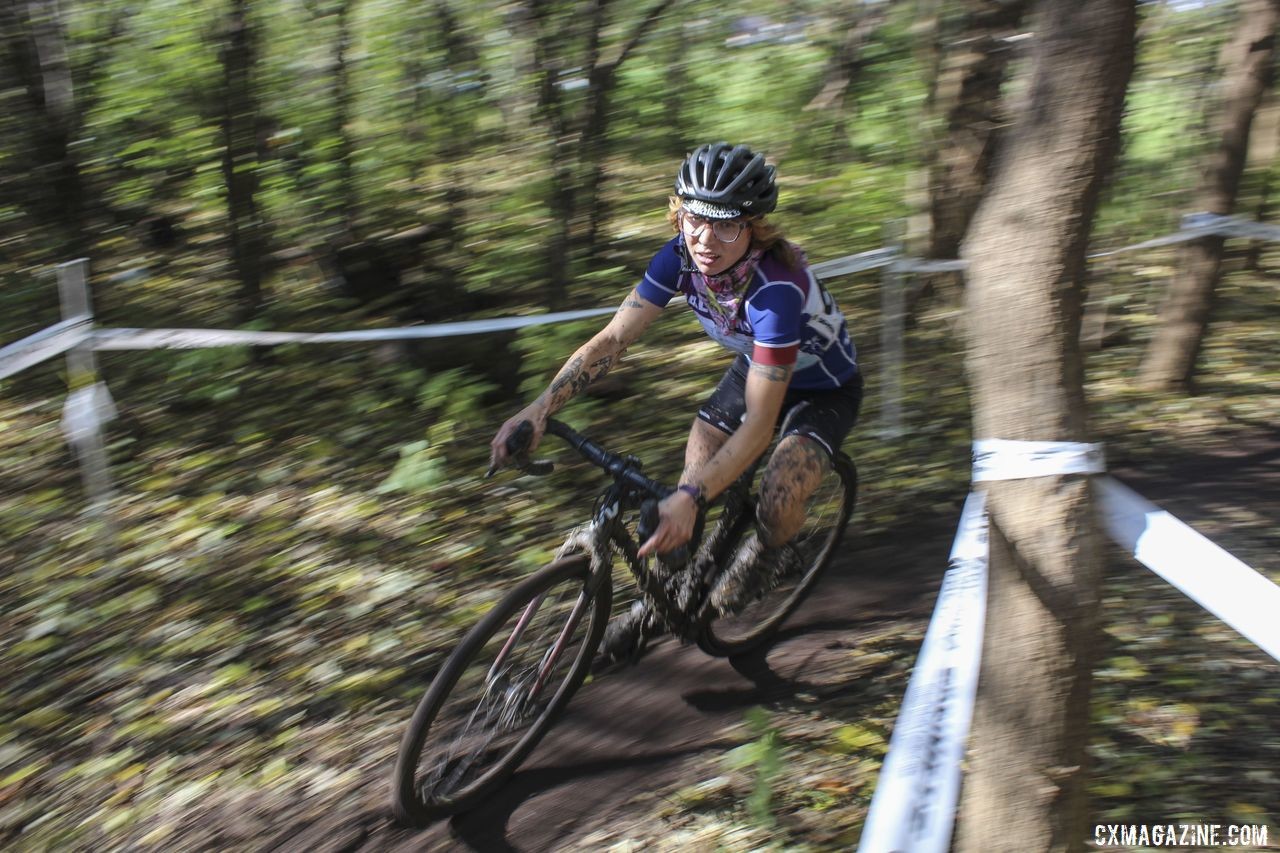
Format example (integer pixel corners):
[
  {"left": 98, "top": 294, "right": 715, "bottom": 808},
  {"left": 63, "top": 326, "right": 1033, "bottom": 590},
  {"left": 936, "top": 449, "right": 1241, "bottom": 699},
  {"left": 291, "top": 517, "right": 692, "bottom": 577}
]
[{"left": 677, "top": 483, "right": 707, "bottom": 510}]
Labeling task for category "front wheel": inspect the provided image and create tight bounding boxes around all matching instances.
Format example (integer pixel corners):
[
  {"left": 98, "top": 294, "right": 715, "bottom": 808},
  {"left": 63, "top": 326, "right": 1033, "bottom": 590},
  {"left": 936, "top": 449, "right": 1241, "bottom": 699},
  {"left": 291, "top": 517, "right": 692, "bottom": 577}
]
[
  {"left": 698, "top": 454, "right": 857, "bottom": 657},
  {"left": 391, "top": 554, "right": 610, "bottom": 825}
]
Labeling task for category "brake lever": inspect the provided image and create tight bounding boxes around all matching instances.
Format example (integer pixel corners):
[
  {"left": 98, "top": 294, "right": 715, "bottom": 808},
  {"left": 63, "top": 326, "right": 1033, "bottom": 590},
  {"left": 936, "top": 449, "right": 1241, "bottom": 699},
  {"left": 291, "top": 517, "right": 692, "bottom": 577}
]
[{"left": 486, "top": 420, "right": 555, "bottom": 478}]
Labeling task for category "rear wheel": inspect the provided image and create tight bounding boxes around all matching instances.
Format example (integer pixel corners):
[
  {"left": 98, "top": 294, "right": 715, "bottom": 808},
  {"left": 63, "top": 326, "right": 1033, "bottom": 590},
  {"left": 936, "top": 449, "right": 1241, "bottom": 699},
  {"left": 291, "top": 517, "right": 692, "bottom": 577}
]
[
  {"left": 698, "top": 454, "right": 857, "bottom": 657},
  {"left": 391, "top": 554, "right": 609, "bottom": 824}
]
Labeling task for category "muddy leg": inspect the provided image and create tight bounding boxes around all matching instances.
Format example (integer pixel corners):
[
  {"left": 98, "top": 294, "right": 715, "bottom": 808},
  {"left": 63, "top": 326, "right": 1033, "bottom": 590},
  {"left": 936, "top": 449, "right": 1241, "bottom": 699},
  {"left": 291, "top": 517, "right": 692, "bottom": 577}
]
[{"left": 756, "top": 434, "right": 827, "bottom": 546}]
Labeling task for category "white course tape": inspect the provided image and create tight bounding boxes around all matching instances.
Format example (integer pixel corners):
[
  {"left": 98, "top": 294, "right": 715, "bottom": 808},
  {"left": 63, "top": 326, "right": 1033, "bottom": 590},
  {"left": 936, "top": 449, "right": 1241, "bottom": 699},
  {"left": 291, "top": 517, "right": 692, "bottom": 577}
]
[
  {"left": 857, "top": 491, "right": 988, "bottom": 853},
  {"left": 811, "top": 247, "right": 900, "bottom": 278},
  {"left": 0, "top": 317, "right": 93, "bottom": 381},
  {"left": 90, "top": 307, "right": 617, "bottom": 350},
  {"left": 863, "top": 442, "right": 1278, "bottom": 852},
  {"left": 1087, "top": 225, "right": 1222, "bottom": 258},
  {"left": 893, "top": 258, "right": 970, "bottom": 274},
  {"left": 1182, "top": 211, "right": 1280, "bottom": 242},
  {"left": 1098, "top": 476, "right": 1280, "bottom": 663},
  {"left": 860, "top": 440, "right": 1105, "bottom": 852},
  {"left": 83, "top": 248, "right": 903, "bottom": 352},
  {"left": 972, "top": 438, "right": 1106, "bottom": 482}
]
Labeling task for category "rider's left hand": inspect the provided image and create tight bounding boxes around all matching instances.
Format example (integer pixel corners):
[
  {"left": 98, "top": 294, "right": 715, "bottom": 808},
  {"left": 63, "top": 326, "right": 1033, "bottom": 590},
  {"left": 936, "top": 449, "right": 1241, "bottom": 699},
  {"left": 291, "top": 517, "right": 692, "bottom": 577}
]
[{"left": 637, "top": 490, "right": 698, "bottom": 558}]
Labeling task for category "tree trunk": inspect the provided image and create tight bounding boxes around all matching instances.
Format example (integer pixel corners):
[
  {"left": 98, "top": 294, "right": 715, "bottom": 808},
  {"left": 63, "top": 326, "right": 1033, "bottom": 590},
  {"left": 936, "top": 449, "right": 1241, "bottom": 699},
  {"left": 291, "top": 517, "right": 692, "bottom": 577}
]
[
  {"left": 1140, "top": 0, "right": 1280, "bottom": 392},
  {"left": 522, "top": 0, "right": 676, "bottom": 303},
  {"left": 577, "top": 0, "right": 676, "bottom": 267},
  {"left": 220, "top": 0, "right": 268, "bottom": 316},
  {"left": 526, "top": 0, "right": 575, "bottom": 309},
  {"left": 576, "top": 0, "right": 611, "bottom": 264},
  {"left": 331, "top": 0, "right": 358, "bottom": 239},
  {"left": 660, "top": 16, "right": 687, "bottom": 159},
  {"left": 955, "top": 1, "right": 1135, "bottom": 850},
  {"left": 926, "top": 0, "right": 1028, "bottom": 262},
  {"left": 802, "top": 6, "right": 885, "bottom": 165},
  {"left": 4, "top": 0, "right": 85, "bottom": 258},
  {"left": 434, "top": 0, "right": 472, "bottom": 257},
  {"left": 1243, "top": 91, "right": 1279, "bottom": 269},
  {"left": 908, "top": 0, "right": 1027, "bottom": 319}
]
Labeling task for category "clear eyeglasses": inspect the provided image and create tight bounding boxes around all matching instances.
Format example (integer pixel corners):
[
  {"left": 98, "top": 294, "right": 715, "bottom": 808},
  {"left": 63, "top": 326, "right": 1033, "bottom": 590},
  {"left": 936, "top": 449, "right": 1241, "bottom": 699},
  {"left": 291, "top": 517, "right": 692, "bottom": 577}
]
[{"left": 680, "top": 211, "right": 747, "bottom": 244}]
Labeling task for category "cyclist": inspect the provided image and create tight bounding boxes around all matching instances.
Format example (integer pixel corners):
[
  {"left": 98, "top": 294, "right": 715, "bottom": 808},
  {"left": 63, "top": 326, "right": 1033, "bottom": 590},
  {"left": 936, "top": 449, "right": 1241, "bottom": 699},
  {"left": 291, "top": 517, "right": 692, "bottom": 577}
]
[{"left": 489, "top": 142, "right": 863, "bottom": 660}]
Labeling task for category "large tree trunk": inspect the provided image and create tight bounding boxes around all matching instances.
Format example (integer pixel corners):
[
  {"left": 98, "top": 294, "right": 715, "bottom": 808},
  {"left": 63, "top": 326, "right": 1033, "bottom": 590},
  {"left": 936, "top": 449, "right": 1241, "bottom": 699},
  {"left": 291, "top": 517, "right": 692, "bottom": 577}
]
[
  {"left": 220, "top": 0, "right": 268, "bottom": 316},
  {"left": 956, "top": 0, "right": 1135, "bottom": 850},
  {"left": 1139, "top": 0, "right": 1280, "bottom": 392}
]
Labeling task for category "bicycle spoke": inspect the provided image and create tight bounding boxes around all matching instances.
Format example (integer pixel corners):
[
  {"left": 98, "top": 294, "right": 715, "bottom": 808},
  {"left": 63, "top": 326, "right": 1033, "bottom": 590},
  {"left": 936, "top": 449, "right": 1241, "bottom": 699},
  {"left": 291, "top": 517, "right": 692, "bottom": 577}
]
[
  {"left": 394, "top": 556, "right": 607, "bottom": 820},
  {"left": 699, "top": 455, "right": 856, "bottom": 656}
]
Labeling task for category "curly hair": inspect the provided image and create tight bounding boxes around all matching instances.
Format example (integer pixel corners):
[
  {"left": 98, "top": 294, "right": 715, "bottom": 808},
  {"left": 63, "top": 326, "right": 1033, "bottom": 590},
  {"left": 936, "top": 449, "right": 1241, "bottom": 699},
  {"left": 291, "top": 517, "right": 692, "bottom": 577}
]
[{"left": 666, "top": 197, "right": 799, "bottom": 270}]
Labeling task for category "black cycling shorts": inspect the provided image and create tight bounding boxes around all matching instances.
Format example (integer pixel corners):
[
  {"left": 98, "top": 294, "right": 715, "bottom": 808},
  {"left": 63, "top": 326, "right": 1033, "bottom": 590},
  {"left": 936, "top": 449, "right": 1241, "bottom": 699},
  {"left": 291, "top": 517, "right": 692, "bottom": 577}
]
[{"left": 697, "top": 355, "right": 863, "bottom": 459}]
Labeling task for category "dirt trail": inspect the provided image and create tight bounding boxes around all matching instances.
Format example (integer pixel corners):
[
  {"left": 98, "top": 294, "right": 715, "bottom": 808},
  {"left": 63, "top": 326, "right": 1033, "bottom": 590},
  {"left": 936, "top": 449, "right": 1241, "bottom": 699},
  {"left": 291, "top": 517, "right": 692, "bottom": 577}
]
[
  {"left": 272, "top": 517, "right": 957, "bottom": 853},
  {"left": 270, "top": 426, "right": 1280, "bottom": 853}
]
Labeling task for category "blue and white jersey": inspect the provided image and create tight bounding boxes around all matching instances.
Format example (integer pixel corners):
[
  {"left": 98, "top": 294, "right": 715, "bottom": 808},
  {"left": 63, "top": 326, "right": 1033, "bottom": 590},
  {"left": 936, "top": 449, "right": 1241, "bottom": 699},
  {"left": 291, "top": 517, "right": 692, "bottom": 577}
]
[{"left": 636, "top": 237, "right": 859, "bottom": 390}]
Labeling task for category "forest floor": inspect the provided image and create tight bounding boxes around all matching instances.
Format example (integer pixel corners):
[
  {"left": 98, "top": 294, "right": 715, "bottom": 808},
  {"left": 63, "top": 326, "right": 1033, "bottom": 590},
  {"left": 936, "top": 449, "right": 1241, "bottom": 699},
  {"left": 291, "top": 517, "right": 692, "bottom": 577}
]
[
  {"left": 277, "top": 425, "right": 1280, "bottom": 853},
  {"left": 1, "top": 244, "right": 1278, "bottom": 851}
]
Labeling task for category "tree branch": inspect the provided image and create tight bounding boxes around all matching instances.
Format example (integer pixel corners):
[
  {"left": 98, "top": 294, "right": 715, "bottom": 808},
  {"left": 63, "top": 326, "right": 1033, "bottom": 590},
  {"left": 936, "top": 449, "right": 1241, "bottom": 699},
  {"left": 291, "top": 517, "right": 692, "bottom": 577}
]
[{"left": 607, "top": 0, "right": 677, "bottom": 72}]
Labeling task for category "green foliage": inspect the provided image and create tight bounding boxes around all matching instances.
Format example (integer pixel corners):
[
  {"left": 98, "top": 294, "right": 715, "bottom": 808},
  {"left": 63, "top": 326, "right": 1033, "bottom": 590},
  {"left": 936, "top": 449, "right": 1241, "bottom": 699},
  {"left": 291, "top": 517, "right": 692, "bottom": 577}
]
[
  {"left": 512, "top": 318, "right": 605, "bottom": 398},
  {"left": 723, "top": 707, "right": 784, "bottom": 828},
  {"left": 3, "top": 1, "right": 1280, "bottom": 848},
  {"left": 378, "top": 366, "right": 497, "bottom": 493},
  {"left": 163, "top": 347, "right": 253, "bottom": 403},
  {"left": 377, "top": 439, "right": 444, "bottom": 492}
]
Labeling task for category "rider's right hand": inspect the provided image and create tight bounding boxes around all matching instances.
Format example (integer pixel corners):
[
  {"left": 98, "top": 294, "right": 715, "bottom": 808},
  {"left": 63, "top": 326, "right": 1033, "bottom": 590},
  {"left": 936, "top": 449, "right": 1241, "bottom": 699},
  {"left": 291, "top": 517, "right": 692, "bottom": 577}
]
[{"left": 488, "top": 403, "right": 548, "bottom": 474}]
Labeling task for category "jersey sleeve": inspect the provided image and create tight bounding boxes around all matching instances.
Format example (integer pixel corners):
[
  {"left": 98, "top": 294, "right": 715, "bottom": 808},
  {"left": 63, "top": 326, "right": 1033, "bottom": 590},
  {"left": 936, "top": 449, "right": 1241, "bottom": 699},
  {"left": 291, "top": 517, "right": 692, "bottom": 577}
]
[
  {"left": 635, "top": 237, "right": 684, "bottom": 308},
  {"left": 746, "top": 281, "right": 803, "bottom": 366}
]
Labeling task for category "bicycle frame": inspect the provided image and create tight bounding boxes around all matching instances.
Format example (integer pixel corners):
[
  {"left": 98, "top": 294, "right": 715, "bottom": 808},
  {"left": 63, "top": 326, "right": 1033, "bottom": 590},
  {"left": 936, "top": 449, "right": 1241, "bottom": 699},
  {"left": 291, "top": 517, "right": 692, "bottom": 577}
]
[
  {"left": 488, "top": 416, "right": 765, "bottom": 692},
  {"left": 487, "top": 478, "right": 635, "bottom": 705}
]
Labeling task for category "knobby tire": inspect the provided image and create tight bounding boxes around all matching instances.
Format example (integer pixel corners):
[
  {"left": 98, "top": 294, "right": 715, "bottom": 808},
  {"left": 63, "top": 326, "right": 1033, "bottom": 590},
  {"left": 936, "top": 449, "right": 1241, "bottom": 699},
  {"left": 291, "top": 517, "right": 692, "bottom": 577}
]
[
  {"left": 697, "top": 454, "right": 857, "bottom": 657},
  {"left": 391, "top": 553, "right": 609, "bottom": 825}
]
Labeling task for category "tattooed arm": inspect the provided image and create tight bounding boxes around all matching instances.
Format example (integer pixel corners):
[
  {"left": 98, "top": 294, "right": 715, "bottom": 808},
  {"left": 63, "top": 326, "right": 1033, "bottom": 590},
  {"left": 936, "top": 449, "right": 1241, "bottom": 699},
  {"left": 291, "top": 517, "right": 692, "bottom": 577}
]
[
  {"left": 489, "top": 288, "right": 663, "bottom": 469},
  {"left": 687, "top": 359, "right": 791, "bottom": 501},
  {"left": 638, "top": 357, "right": 793, "bottom": 557}
]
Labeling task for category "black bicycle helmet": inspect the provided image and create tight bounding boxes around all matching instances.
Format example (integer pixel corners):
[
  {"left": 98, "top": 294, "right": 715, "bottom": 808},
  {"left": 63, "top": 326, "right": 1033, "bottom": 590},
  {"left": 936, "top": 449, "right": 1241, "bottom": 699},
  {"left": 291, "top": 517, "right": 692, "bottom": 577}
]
[{"left": 675, "top": 142, "right": 778, "bottom": 218}]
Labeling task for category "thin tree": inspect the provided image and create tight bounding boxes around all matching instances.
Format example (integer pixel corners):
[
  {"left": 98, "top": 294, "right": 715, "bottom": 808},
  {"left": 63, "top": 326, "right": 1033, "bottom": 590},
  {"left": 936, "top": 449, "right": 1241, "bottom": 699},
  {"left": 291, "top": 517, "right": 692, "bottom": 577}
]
[
  {"left": 577, "top": 0, "right": 676, "bottom": 261},
  {"left": 800, "top": 4, "right": 886, "bottom": 165},
  {"left": 0, "top": 0, "right": 132, "bottom": 259},
  {"left": 330, "top": 0, "right": 359, "bottom": 239},
  {"left": 1139, "top": 0, "right": 1280, "bottom": 392},
  {"left": 924, "top": 0, "right": 1028, "bottom": 264},
  {"left": 219, "top": 0, "right": 269, "bottom": 317},
  {"left": 907, "top": 0, "right": 1028, "bottom": 319},
  {"left": 956, "top": 0, "right": 1135, "bottom": 849},
  {"left": 520, "top": 0, "right": 675, "bottom": 306}
]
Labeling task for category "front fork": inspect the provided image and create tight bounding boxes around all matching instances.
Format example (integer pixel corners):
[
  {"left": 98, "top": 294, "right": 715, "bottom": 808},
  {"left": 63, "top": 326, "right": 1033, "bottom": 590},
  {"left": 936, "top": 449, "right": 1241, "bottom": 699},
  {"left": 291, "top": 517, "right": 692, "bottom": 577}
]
[{"left": 487, "top": 523, "right": 612, "bottom": 707}]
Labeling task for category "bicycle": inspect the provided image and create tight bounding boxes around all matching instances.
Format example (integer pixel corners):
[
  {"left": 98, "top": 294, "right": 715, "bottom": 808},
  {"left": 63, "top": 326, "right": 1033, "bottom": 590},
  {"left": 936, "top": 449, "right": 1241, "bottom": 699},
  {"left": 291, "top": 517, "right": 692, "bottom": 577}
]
[{"left": 390, "top": 418, "right": 857, "bottom": 825}]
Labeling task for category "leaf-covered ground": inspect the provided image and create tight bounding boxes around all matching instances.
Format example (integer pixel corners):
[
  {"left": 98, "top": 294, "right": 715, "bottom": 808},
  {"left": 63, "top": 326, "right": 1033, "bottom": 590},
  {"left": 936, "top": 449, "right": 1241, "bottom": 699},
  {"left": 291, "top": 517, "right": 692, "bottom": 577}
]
[{"left": 1, "top": 246, "right": 1277, "bottom": 851}]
